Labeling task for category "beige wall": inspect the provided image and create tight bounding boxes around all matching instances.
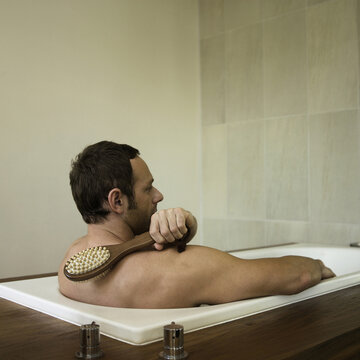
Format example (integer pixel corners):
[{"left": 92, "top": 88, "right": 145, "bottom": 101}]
[
  {"left": 0, "top": 0, "right": 201, "bottom": 277},
  {"left": 200, "top": 0, "right": 360, "bottom": 250}
]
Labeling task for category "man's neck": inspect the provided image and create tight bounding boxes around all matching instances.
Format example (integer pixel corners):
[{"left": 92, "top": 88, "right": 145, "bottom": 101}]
[{"left": 87, "top": 219, "right": 134, "bottom": 244}]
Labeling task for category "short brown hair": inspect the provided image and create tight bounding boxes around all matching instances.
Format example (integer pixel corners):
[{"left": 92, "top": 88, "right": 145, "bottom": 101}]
[{"left": 70, "top": 141, "right": 139, "bottom": 224}]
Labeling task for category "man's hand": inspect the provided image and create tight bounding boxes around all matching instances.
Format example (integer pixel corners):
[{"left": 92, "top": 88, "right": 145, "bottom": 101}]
[
  {"left": 316, "top": 259, "right": 336, "bottom": 280},
  {"left": 149, "top": 208, "right": 197, "bottom": 250}
]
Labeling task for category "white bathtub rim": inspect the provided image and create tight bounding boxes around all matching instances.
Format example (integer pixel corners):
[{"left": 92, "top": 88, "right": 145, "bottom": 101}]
[
  {"left": 0, "top": 272, "right": 359, "bottom": 345},
  {"left": 0, "top": 243, "right": 359, "bottom": 345}
]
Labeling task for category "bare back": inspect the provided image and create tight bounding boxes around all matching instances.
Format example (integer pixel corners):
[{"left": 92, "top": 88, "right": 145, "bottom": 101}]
[{"left": 58, "top": 240, "right": 214, "bottom": 308}]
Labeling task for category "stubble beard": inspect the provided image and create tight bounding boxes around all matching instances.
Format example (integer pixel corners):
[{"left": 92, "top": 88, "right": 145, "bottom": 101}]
[{"left": 125, "top": 203, "right": 154, "bottom": 236}]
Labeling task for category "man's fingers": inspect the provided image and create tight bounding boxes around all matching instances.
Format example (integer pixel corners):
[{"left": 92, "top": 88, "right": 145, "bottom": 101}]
[
  {"left": 322, "top": 266, "right": 336, "bottom": 279},
  {"left": 158, "top": 210, "right": 176, "bottom": 243},
  {"left": 153, "top": 243, "right": 165, "bottom": 251},
  {"left": 165, "top": 209, "right": 184, "bottom": 240},
  {"left": 175, "top": 208, "right": 188, "bottom": 236},
  {"left": 149, "top": 215, "right": 167, "bottom": 245},
  {"left": 317, "top": 259, "right": 336, "bottom": 279}
]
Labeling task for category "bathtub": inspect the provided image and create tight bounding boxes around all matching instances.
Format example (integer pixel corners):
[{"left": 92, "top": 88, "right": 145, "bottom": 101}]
[{"left": 0, "top": 243, "right": 359, "bottom": 345}]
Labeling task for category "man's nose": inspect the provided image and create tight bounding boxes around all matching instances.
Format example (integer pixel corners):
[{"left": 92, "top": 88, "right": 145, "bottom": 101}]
[{"left": 153, "top": 187, "right": 163, "bottom": 203}]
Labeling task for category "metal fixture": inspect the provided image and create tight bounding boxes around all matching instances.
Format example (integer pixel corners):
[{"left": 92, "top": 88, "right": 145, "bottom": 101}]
[
  {"left": 350, "top": 242, "right": 360, "bottom": 248},
  {"left": 159, "top": 322, "right": 188, "bottom": 359},
  {"left": 75, "top": 321, "right": 104, "bottom": 359}
]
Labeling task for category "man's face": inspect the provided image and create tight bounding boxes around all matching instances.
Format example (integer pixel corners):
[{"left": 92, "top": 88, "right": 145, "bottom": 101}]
[{"left": 123, "top": 156, "right": 163, "bottom": 235}]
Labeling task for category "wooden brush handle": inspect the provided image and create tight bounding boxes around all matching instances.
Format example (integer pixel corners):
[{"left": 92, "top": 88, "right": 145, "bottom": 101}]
[
  {"left": 110, "top": 228, "right": 192, "bottom": 257},
  {"left": 64, "top": 228, "right": 193, "bottom": 282},
  {"left": 109, "top": 232, "right": 155, "bottom": 259}
]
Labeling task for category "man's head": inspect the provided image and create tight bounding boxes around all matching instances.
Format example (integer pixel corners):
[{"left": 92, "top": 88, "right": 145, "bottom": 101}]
[
  {"left": 70, "top": 141, "right": 163, "bottom": 234},
  {"left": 70, "top": 141, "right": 140, "bottom": 224}
]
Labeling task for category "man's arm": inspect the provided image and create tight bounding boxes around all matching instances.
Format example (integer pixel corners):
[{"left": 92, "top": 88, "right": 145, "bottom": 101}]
[
  {"left": 189, "top": 247, "right": 335, "bottom": 304},
  {"left": 157, "top": 245, "right": 335, "bottom": 307},
  {"left": 115, "top": 244, "right": 335, "bottom": 308}
]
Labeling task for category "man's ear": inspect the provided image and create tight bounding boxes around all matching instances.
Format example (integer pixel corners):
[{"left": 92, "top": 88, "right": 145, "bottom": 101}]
[{"left": 107, "top": 188, "right": 125, "bottom": 214}]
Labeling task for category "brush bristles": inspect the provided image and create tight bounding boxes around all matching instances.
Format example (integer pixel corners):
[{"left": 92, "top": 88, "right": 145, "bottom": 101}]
[{"left": 65, "top": 246, "right": 111, "bottom": 275}]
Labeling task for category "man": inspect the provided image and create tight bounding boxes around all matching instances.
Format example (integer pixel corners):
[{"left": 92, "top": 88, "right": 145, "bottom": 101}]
[{"left": 58, "top": 141, "right": 335, "bottom": 308}]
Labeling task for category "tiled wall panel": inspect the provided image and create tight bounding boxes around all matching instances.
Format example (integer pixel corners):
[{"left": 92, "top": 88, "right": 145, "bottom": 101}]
[
  {"left": 200, "top": 0, "right": 360, "bottom": 249},
  {"left": 307, "top": 0, "right": 358, "bottom": 113},
  {"left": 265, "top": 116, "right": 308, "bottom": 220},
  {"left": 224, "top": 0, "right": 262, "bottom": 31},
  {"left": 309, "top": 110, "right": 360, "bottom": 224},
  {"left": 262, "top": 0, "right": 306, "bottom": 19},
  {"left": 309, "top": 223, "right": 360, "bottom": 245},
  {"left": 202, "top": 124, "right": 227, "bottom": 218},
  {"left": 266, "top": 221, "right": 309, "bottom": 245},
  {"left": 199, "top": 0, "right": 224, "bottom": 39},
  {"left": 228, "top": 220, "right": 266, "bottom": 249},
  {"left": 228, "top": 121, "right": 265, "bottom": 219},
  {"left": 200, "top": 35, "right": 225, "bottom": 125},
  {"left": 226, "top": 24, "right": 263, "bottom": 122},
  {"left": 263, "top": 11, "right": 307, "bottom": 117}
]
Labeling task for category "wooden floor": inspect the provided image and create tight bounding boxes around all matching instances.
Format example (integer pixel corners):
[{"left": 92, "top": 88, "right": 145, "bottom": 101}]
[{"left": 0, "top": 278, "right": 359, "bottom": 360}]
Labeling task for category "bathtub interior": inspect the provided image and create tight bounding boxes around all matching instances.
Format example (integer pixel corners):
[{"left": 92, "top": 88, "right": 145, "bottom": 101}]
[{"left": 0, "top": 243, "right": 359, "bottom": 345}]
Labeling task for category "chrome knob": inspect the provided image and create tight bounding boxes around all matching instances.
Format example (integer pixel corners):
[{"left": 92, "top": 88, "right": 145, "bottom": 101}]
[
  {"left": 159, "top": 322, "right": 188, "bottom": 359},
  {"left": 75, "top": 321, "right": 104, "bottom": 359}
]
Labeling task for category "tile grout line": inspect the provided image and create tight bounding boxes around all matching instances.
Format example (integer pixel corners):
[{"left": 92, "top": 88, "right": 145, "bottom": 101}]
[
  {"left": 261, "top": 17, "right": 269, "bottom": 246},
  {"left": 203, "top": 107, "right": 359, "bottom": 129},
  {"left": 201, "top": 6, "right": 311, "bottom": 41},
  {"left": 197, "top": 0, "right": 204, "bottom": 247},
  {"left": 305, "top": 4, "right": 312, "bottom": 243},
  {"left": 202, "top": 216, "right": 360, "bottom": 228},
  {"left": 224, "top": 11, "right": 229, "bottom": 250}
]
